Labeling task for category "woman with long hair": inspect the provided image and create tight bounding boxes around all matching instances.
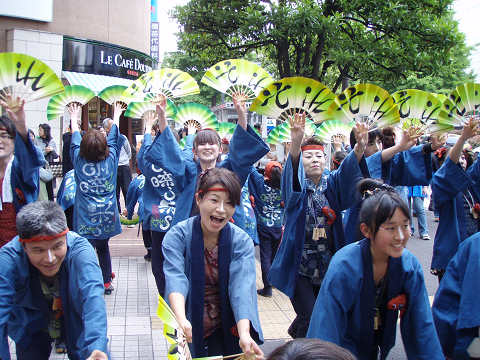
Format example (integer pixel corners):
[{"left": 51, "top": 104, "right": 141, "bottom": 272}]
[{"left": 35, "top": 123, "right": 58, "bottom": 200}]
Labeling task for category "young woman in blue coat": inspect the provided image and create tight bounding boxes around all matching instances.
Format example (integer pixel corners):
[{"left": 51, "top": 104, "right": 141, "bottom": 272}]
[
  {"left": 139, "top": 97, "right": 269, "bottom": 296},
  {"left": 307, "top": 179, "right": 443, "bottom": 360},
  {"left": 163, "top": 168, "right": 263, "bottom": 358},
  {"left": 268, "top": 113, "right": 368, "bottom": 338},
  {"left": 69, "top": 103, "right": 125, "bottom": 294},
  {"left": 430, "top": 119, "right": 480, "bottom": 281}
]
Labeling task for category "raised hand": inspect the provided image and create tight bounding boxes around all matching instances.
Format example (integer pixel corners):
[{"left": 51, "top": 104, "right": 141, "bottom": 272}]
[
  {"left": 353, "top": 122, "right": 368, "bottom": 160},
  {"left": 233, "top": 96, "right": 247, "bottom": 130},
  {"left": 332, "top": 134, "right": 343, "bottom": 151},
  {"left": 67, "top": 103, "right": 82, "bottom": 132},
  {"left": 155, "top": 97, "right": 167, "bottom": 133},
  {"left": 430, "top": 133, "right": 447, "bottom": 151},
  {"left": 113, "top": 101, "right": 126, "bottom": 124},
  {"left": 397, "top": 130, "right": 416, "bottom": 152},
  {"left": 0, "top": 95, "right": 27, "bottom": 139},
  {"left": 461, "top": 117, "right": 480, "bottom": 140},
  {"left": 143, "top": 111, "right": 156, "bottom": 135}
]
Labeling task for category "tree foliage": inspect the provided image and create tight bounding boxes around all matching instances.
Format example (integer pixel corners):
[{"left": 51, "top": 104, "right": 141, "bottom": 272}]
[{"left": 171, "top": 0, "right": 474, "bottom": 94}]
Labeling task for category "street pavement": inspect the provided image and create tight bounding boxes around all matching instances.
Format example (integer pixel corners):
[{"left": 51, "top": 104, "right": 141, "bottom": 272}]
[{"left": 8, "top": 206, "right": 440, "bottom": 359}]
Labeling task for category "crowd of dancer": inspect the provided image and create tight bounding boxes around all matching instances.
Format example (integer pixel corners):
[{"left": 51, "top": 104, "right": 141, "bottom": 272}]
[{"left": 0, "top": 94, "right": 480, "bottom": 360}]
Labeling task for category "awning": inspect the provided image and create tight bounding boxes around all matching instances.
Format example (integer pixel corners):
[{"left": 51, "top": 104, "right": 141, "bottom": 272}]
[{"left": 62, "top": 71, "right": 133, "bottom": 94}]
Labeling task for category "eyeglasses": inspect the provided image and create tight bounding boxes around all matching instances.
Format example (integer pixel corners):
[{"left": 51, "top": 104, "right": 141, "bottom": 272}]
[
  {"left": 0, "top": 133, "right": 14, "bottom": 141},
  {"left": 379, "top": 224, "right": 410, "bottom": 235}
]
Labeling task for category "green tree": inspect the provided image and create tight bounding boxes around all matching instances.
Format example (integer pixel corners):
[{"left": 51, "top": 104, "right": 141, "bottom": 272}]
[{"left": 172, "top": 0, "right": 475, "bottom": 94}]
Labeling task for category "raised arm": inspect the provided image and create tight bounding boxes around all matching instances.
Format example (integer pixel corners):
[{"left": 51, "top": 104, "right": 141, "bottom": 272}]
[
  {"left": 233, "top": 97, "right": 247, "bottom": 131},
  {"left": 288, "top": 112, "right": 306, "bottom": 192},
  {"left": 0, "top": 96, "right": 28, "bottom": 142},
  {"left": 449, "top": 118, "right": 477, "bottom": 165}
]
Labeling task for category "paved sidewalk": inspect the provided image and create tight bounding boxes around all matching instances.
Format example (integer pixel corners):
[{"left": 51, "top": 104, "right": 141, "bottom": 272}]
[{"left": 9, "top": 225, "right": 293, "bottom": 359}]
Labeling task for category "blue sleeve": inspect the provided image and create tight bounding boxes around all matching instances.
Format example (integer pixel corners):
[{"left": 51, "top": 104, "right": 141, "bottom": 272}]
[
  {"left": 181, "top": 134, "right": 195, "bottom": 161},
  {"left": 12, "top": 134, "right": 44, "bottom": 193},
  {"left": 466, "top": 157, "right": 480, "bottom": 183},
  {"left": 137, "top": 134, "right": 152, "bottom": 175},
  {"left": 389, "top": 145, "right": 432, "bottom": 186},
  {"left": 400, "top": 255, "right": 444, "bottom": 359},
  {"left": 163, "top": 223, "right": 190, "bottom": 299},
  {"left": 222, "top": 125, "right": 269, "bottom": 186},
  {"left": 126, "top": 179, "right": 140, "bottom": 219},
  {"left": 228, "top": 228, "right": 262, "bottom": 339},
  {"left": 247, "top": 166, "right": 264, "bottom": 196},
  {"left": 70, "top": 131, "right": 82, "bottom": 165},
  {"left": 0, "top": 251, "right": 16, "bottom": 360},
  {"left": 431, "top": 157, "right": 470, "bottom": 206},
  {"left": 326, "top": 151, "right": 365, "bottom": 211},
  {"left": 107, "top": 124, "right": 124, "bottom": 157},
  {"left": 144, "top": 127, "right": 188, "bottom": 185},
  {"left": 281, "top": 154, "right": 305, "bottom": 211},
  {"left": 70, "top": 236, "right": 109, "bottom": 357}
]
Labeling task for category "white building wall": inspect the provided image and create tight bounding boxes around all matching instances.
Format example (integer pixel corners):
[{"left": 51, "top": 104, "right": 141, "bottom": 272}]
[{"left": 6, "top": 28, "right": 63, "bottom": 150}]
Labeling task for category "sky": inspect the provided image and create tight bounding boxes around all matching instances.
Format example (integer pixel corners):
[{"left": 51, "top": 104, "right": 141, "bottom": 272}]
[{"left": 159, "top": 0, "right": 479, "bottom": 80}]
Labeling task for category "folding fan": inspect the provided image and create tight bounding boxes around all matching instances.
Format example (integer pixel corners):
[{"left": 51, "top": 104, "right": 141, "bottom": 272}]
[
  {"left": 0, "top": 52, "right": 64, "bottom": 111},
  {"left": 267, "top": 119, "right": 317, "bottom": 144},
  {"left": 123, "top": 68, "right": 200, "bottom": 103},
  {"left": 325, "top": 83, "right": 400, "bottom": 130},
  {"left": 46, "top": 85, "right": 95, "bottom": 121},
  {"left": 178, "top": 137, "right": 187, "bottom": 150},
  {"left": 436, "top": 83, "right": 480, "bottom": 132},
  {"left": 249, "top": 77, "right": 335, "bottom": 123},
  {"left": 124, "top": 99, "right": 177, "bottom": 119},
  {"left": 98, "top": 85, "right": 131, "bottom": 105},
  {"left": 216, "top": 122, "right": 236, "bottom": 141},
  {"left": 315, "top": 119, "right": 354, "bottom": 144},
  {"left": 174, "top": 103, "right": 218, "bottom": 131},
  {"left": 266, "top": 127, "right": 281, "bottom": 145},
  {"left": 432, "top": 93, "right": 447, "bottom": 104},
  {"left": 391, "top": 89, "right": 442, "bottom": 137},
  {"left": 201, "top": 59, "right": 273, "bottom": 102}
]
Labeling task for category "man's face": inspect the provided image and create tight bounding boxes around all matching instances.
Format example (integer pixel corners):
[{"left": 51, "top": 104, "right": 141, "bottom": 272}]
[
  {"left": 24, "top": 237, "right": 67, "bottom": 278},
  {"left": 0, "top": 128, "right": 15, "bottom": 161}
]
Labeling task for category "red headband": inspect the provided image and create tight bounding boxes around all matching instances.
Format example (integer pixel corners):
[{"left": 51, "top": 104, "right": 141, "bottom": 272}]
[
  {"left": 264, "top": 161, "right": 282, "bottom": 181},
  {"left": 301, "top": 145, "right": 324, "bottom": 152},
  {"left": 19, "top": 228, "right": 69, "bottom": 243},
  {"left": 197, "top": 187, "right": 228, "bottom": 195}
]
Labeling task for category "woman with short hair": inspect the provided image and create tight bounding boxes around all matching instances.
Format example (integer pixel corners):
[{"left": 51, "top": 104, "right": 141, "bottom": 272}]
[{"left": 68, "top": 102, "right": 125, "bottom": 294}]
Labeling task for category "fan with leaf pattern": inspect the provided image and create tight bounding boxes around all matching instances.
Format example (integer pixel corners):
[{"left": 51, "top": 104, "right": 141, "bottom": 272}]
[{"left": 47, "top": 85, "right": 95, "bottom": 121}]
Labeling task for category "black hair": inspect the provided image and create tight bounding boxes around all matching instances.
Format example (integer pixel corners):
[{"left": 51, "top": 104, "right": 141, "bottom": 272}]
[
  {"left": 197, "top": 167, "right": 241, "bottom": 206},
  {"left": 332, "top": 150, "right": 347, "bottom": 170},
  {"left": 0, "top": 115, "right": 16, "bottom": 138},
  {"left": 267, "top": 338, "right": 357, "bottom": 360},
  {"left": 193, "top": 128, "right": 221, "bottom": 149},
  {"left": 381, "top": 127, "right": 396, "bottom": 149},
  {"left": 266, "top": 165, "right": 282, "bottom": 189},
  {"left": 39, "top": 123, "right": 52, "bottom": 142},
  {"left": 349, "top": 128, "right": 382, "bottom": 149},
  {"left": 358, "top": 178, "right": 410, "bottom": 237}
]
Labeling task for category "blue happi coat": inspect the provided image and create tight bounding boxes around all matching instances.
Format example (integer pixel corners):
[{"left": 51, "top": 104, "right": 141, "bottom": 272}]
[
  {"left": 343, "top": 145, "right": 433, "bottom": 245},
  {"left": 432, "top": 232, "right": 480, "bottom": 359},
  {"left": 430, "top": 156, "right": 480, "bottom": 270},
  {"left": 241, "top": 177, "right": 259, "bottom": 244},
  {"left": 142, "top": 125, "right": 269, "bottom": 230},
  {"left": 137, "top": 133, "right": 191, "bottom": 233},
  {"left": 248, "top": 167, "right": 284, "bottom": 230},
  {"left": 56, "top": 169, "right": 76, "bottom": 210},
  {"left": 125, "top": 174, "right": 146, "bottom": 228},
  {"left": 268, "top": 150, "right": 366, "bottom": 298},
  {"left": 71, "top": 124, "right": 124, "bottom": 239},
  {"left": 307, "top": 239, "right": 443, "bottom": 360},
  {"left": 163, "top": 217, "right": 263, "bottom": 357},
  {"left": 7, "top": 134, "right": 43, "bottom": 212},
  {"left": 0, "top": 232, "right": 108, "bottom": 360}
]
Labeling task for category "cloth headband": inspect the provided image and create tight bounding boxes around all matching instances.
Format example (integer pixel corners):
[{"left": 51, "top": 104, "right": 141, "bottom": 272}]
[
  {"left": 301, "top": 145, "right": 324, "bottom": 152},
  {"left": 19, "top": 228, "right": 69, "bottom": 243},
  {"left": 197, "top": 187, "right": 228, "bottom": 195}
]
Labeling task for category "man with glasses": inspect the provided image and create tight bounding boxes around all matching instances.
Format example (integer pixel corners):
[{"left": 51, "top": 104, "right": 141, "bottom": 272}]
[
  {"left": 0, "top": 97, "right": 44, "bottom": 247},
  {"left": 0, "top": 201, "right": 109, "bottom": 360}
]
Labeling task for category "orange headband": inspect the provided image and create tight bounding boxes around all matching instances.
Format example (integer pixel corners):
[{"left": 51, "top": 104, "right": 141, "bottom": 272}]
[
  {"left": 301, "top": 145, "right": 324, "bottom": 152},
  {"left": 19, "top": 228, "right": 69, "bottom": 243}
]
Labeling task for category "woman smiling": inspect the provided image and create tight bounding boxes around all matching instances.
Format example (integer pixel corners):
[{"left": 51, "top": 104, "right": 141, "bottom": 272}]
[{"left": 162, "top": 167, "right": 263, "bottom": 359}]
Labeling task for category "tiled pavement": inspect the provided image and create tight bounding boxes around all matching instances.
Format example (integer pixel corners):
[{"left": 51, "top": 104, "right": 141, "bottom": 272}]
[{"left": 8, "top": 226, "right": 294, "bottom": 359}]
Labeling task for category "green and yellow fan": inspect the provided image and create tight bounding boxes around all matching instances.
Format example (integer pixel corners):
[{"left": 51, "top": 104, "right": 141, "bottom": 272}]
[
  {"left": 391, "top": 89, "right": 442, "bottom": 137},
  {"left": 432, "top": 93, "right": 448, "bottom": 104},
  {"left": 124, "top": 99, "right": 177, "bottom": 119},
  {"left": 436, "top": 83, "right": 480, "bottom": 132},
  {"left": 315, "top": 119, "right": 354, "bottom": 144},
  {"left": 178, "top": 137, "right": 187, "bottom": 150},
  {"left": 98, "top": 85, "right": 131, "bottom": 106},
  {"left": 250, "top": 77, "right": 335, "bottom": 123},
  {"left": 216, "top": 122, "right": 236, "bottom": 141},
  {"left": 201, "top": 59, "right": 273, "bottom": 102},
  {"left": 174, "top": 103, "right": 218, "bottom": 131},
  {"left": 46, "top": 85, "right": 95, "bottom": 121},
  {"left": 0, "top": 52, "right": 64, "bottom": 111},
  {"left": 267, "top": 119, "right": 317, "bottom": 144},
  {"left": 266, "top": 126, "right": 281, "bottom": 145},
  {"left": 123, "top": 68, "right": 200, "bottom": 103},
  {"left": 326, "top": 83, "right": 400, "bottom": 130}
]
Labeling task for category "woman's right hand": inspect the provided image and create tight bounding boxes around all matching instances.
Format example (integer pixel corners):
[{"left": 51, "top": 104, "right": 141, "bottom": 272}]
[{"left": 178, "top": 317, "right": 192, "bottom": 343}]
